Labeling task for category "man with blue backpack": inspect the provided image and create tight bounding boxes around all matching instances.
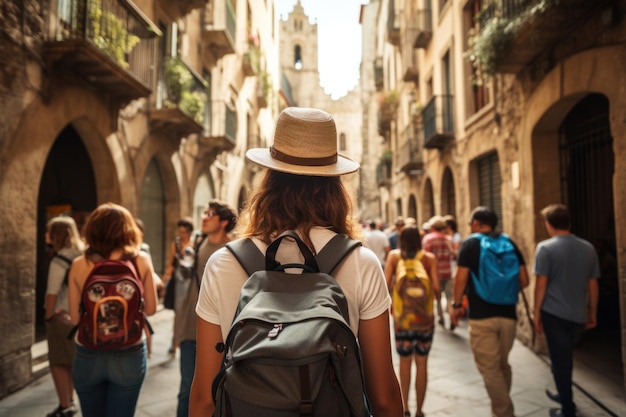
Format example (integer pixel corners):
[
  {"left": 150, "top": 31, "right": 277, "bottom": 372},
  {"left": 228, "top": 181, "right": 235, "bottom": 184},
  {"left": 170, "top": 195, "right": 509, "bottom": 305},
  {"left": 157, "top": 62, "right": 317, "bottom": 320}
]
[{"left": 451, "top": 206, "right": 529, "bottom": 417}]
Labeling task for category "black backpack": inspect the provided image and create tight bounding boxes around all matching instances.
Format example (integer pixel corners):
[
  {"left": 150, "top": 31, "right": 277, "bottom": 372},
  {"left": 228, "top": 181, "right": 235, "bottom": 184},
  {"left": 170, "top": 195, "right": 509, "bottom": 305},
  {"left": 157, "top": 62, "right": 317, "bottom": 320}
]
[{"left": 212, "top": 231, "right": 373, "bottom": 417}]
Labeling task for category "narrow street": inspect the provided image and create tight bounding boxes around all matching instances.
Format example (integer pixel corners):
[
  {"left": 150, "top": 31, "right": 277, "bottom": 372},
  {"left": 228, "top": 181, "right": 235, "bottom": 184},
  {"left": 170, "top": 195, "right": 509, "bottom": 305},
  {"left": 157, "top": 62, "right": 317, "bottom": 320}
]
[{"left": 0, "top": 307, "right": 620, "bottom": 417}]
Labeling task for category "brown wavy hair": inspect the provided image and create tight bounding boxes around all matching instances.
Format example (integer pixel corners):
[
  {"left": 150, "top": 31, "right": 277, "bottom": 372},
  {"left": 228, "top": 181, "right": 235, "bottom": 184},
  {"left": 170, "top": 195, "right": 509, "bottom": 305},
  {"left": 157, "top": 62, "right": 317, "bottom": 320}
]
[
  {"left": 83, "top": 202, "right": 141, "bottom": 258},
  {"left": 237, "top": 170, "right": 360, "bottom": 250}
]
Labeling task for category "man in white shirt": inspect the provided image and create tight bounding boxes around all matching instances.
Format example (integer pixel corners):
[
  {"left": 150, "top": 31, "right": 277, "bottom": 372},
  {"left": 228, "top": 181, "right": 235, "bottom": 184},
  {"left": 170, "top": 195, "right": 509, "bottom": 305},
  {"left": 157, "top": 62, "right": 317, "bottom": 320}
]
[{"left": 364, "top": 221, "right": 390, "bottom": 269}]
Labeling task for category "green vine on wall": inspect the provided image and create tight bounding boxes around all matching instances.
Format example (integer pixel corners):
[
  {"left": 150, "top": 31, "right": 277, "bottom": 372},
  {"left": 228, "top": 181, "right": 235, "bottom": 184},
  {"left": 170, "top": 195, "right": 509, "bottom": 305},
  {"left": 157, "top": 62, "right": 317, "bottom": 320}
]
[
  {"left": 89, "top": 0, "right": 140, "bottom": 68},
  {"left": 465, "top": 0, "right": 551, "bottom": 77}
]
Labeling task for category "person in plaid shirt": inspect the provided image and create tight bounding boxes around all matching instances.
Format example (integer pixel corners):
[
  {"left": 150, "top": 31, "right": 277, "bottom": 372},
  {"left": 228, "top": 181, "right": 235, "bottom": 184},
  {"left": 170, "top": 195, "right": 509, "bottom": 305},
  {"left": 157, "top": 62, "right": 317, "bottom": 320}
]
[{"left": 422, "top": 216, "right": 456, "bottom": 330}]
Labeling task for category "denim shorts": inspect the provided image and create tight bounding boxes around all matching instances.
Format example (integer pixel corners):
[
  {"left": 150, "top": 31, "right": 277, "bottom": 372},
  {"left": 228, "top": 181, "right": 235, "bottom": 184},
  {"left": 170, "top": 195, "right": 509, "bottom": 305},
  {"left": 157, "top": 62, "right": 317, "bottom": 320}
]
[
  {"left": 73, "top": 342, "right": 147, "bottom": 417},
  {"left": 394, "top": 328, "right": 434, "bottom": 357}
]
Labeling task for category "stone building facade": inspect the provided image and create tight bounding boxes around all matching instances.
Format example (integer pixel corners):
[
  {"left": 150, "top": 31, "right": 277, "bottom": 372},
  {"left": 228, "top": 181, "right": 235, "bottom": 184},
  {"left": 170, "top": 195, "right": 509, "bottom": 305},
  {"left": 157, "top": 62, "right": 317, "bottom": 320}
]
[
  {"left": 0, "top": 0, "right": 277, "bottom": 397},
  {"left": 368, "top": 0, "right": 626, "bottom": 405}
]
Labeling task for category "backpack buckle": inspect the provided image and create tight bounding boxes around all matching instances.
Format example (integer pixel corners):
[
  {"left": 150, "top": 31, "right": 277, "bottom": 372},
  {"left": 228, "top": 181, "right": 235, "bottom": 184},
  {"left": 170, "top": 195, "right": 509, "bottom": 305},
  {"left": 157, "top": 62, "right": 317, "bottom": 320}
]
[{"left": 268, "top": 323, "right": 283, "bottom": 338}]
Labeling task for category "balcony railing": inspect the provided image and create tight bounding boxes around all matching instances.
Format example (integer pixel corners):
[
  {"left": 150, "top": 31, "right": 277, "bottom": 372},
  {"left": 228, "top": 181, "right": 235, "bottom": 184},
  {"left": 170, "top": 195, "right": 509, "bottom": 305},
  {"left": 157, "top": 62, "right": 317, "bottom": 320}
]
[
  {"left": 157, "top": 57, "right": 208, "bottom": 122},
  {"left": 422, "top": 95, "right": 455, "bottom": 150},
  {"left": 472, "top": 0, "right": 613, "bottom": 74},
  {"left": 401, "top": 30, "right": 419, "bottom": 83},
  {"left": 397, "top": 123, "right": 423, "bottom": 175},
  {"left": 387, "top": 0, "right": 400, "bottom": 46},
  {"left": 408, "top": 8, "right": 432, "bottom": 49},
  {"left": 374, "top": 57, "right": 384, "bottom": 92},
  {"left": 378, "top": 90, "right": 398, "bottom": 136},
  {"left": 257, "top": 73, "right": 269, "bottom": 109},
  {"left": 161, "top": 0, "right": 208, "bottom": 17},
  {"left": 242, "top": 44, "right": 260, "bottom": 77},
  {"left": 202, "top": 0, "right": 236, "bottom": 61},
  {"left": 43, "top": 0, "right": 159, "bottom": 107},
  {"left": 376, "top": 158, "right": 392, "bottom": 187},
  {"left": 204, "top": 100, "right": 237, "bottom": 149}
]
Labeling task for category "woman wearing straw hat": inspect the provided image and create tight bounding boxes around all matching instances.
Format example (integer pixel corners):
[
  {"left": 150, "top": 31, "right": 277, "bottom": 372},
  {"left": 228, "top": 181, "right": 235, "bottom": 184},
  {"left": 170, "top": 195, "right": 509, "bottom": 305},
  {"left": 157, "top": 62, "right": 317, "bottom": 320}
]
[{"left": 189, "top": 107, "right": 403, "bottom": 416}]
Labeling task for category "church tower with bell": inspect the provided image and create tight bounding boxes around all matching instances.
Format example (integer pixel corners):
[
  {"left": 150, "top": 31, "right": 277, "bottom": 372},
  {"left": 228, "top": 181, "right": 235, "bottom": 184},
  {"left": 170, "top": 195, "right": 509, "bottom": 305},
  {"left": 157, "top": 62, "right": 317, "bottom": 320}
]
[{"left": 279, "top": 0, "right": 325, "bottom": 108}]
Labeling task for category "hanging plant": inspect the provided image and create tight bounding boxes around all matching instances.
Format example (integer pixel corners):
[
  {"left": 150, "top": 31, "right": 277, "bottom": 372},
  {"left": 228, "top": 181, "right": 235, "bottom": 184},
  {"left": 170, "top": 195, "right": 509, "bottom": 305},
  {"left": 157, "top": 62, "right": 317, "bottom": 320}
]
[{"left": 464, "top": 0, "right": 551, "bottom": 77}]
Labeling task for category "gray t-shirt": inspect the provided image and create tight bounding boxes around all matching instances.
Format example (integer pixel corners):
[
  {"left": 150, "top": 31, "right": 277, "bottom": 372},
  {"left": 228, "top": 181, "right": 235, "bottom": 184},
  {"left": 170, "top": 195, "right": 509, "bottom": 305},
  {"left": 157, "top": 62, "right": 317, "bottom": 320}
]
[{"left": 533, "top": 234, "right": 600, "bottom": 323}]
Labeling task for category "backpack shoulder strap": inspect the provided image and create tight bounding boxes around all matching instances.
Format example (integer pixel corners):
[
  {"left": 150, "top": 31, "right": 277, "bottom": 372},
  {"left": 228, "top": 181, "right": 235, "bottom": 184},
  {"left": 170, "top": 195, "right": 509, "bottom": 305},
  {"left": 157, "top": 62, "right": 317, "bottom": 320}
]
[
  {"left": 226, "top": 238, "right": 265, "bottom": 276},
  {"left": 54, "top": 254, "right": 73, "bottom": 265},
  {"left": 315, "top": 234, "right": 362, "bottom": 274}
]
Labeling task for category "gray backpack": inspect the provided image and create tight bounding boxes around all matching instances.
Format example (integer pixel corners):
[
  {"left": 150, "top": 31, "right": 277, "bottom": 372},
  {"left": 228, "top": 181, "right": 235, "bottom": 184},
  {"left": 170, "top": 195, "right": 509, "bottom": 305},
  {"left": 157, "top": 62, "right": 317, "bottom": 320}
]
[{"left": 212, "top": 231, "right": 372, "bottom": 417}]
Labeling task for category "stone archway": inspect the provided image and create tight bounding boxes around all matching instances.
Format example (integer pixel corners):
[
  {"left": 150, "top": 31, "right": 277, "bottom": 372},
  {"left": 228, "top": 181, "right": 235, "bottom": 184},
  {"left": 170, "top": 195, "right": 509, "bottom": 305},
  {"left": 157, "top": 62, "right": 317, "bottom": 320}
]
[{"left": 526, "top": 45, "right": 626, "bottom": 404}]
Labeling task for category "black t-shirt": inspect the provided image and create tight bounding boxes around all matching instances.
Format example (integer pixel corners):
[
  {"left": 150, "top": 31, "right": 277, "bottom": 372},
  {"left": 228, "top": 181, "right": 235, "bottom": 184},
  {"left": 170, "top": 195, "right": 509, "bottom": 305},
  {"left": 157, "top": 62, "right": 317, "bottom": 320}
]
[{"left": 456, "top": 232, "right": 526, "bottom": 320}]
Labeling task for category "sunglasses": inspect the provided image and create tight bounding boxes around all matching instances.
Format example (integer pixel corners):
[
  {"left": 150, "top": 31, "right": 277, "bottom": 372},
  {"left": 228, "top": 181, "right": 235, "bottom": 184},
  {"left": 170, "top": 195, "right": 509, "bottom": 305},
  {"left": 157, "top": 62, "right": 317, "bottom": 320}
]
[{"left": 204, "top": 210, "right": 218, "bottom": 218}]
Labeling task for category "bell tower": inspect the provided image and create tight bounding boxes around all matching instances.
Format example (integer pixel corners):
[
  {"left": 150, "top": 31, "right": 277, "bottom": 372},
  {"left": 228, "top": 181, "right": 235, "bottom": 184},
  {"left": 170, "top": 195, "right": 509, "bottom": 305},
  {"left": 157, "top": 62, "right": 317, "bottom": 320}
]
[{"left": 279, "top": 0, "right": 324, "bottom": 108}]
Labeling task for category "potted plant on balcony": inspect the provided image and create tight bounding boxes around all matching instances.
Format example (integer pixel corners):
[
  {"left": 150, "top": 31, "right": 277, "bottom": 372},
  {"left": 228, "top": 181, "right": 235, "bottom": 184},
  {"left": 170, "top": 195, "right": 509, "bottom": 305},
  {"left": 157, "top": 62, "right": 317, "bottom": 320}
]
[
  {"left": 89, "top": 0, "right": 140, "bottom": 68},
  {"left": 378, "top": 90, "right": 399, "bottom": 121},
  {"left": 243, "top": 34, "right": 260, "bottom": 76},
  {"left": 164, "top": 57, "right": 207, "bottom": 123}
]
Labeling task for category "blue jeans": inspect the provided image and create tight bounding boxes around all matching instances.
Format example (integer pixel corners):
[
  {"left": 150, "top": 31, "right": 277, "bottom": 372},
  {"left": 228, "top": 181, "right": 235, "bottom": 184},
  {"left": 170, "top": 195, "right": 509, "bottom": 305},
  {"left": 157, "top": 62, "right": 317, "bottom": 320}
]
[
  {"left": 541, "top": 311, "right": 585, "bottom": 417},
  {"left": 73, "top": 342, "right": 147, "bottom": 417},
  {"left": 177, "top": 340, "right": 196, "bottom": 417}
]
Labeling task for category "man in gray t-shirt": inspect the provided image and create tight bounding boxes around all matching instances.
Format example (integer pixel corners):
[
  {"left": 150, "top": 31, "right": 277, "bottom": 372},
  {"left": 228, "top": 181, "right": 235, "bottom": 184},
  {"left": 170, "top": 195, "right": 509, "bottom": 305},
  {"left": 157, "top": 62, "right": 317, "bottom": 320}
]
[{"left": 533, "top": 204, "right": 600, "bottom": 417}]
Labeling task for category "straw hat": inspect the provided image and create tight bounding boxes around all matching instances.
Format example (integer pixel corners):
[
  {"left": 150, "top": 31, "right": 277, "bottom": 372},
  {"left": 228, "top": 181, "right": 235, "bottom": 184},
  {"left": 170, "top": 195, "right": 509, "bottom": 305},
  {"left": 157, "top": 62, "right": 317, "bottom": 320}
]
[{"left": 246, "top": 107, "right": 360, "bottom": 176}]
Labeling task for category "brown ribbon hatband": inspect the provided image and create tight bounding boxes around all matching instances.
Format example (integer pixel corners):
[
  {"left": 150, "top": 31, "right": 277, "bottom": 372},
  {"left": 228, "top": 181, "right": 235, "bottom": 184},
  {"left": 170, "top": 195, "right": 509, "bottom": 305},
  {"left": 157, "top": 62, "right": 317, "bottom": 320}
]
[{"left": 270, "top": 146, "right": 337, "bottom": 166}]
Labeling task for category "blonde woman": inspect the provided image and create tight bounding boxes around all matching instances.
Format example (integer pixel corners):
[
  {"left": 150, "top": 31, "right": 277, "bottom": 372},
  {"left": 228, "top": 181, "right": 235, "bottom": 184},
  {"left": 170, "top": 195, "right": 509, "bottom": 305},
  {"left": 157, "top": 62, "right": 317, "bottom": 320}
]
[
  {"left": 44, "top": 216, "right": 84, "bottom": 417},
  {"left": 67, "top": 203, "right": 158, "bottom": 417}
]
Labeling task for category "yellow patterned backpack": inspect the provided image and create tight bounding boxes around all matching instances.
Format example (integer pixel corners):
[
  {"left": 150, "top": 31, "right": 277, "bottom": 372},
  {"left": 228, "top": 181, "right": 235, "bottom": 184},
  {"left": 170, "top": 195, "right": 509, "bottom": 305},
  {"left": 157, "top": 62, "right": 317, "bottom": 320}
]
[{"left": 392, "top": 250, "right": 434, "bottom": 331}]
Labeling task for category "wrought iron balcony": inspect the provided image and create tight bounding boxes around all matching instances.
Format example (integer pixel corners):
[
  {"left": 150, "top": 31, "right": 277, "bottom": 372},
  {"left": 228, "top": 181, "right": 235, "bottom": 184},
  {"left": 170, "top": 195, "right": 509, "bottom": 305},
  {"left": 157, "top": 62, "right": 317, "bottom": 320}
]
[
  {"left": 242, "top": 44, "right": 260, "bottom": 77},
  {"left": 374, "top": 57, "right": 384, "bottom": 92},
  {"left": 397, "top": 123, "right": 423, "bottom": 175},
  {"left": 387, "top": 0, "right": 400, "bottom": 46},
  {"left": 376, "top": 157, "right": 392, "bottom": 187},
  {"left": 42, "top": 0, "right": 159, "bottom": 108},
  {"left": 422, "top": 95, "right": 454, "bottom": 150},
  {"left": 202, "top": 100, "right": 237, "bottom": 152},
  {"left": 402, "top": 30, "right": 419, "bottom": 83},
  {"left": 202, "top": 0, "right": 236, "bottom": 62},
  {"left": 151, "top": 57, "right": 206, "bottom": 142},
  {"left": 474, "top": 0, "right": 613, "bottom": 74},
  {"left": 256, "top": 74, "right": 269, "bottom": 109},
  {"left": 161, "top": 0, "right": 208, "bottom": 17},
  {"left": 377, "top": 90, "right": 398, "bottom": 136},
  {"left": 407, "top": 8, "right": 432, "bottom": 49}
]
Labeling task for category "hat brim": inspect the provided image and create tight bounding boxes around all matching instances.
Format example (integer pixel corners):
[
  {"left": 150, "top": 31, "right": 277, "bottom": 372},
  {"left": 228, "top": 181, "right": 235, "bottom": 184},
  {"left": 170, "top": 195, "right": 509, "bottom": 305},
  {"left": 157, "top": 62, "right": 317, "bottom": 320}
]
[{"left": 246, "top": 148, "right": 360, "bottom": 176}]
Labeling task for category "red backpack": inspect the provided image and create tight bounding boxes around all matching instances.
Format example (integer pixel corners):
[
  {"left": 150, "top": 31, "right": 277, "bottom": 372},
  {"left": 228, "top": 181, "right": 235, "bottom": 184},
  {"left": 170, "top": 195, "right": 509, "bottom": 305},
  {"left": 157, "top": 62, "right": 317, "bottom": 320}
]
[{"left": 76, "top": 257, "right": 146, "bottom": 350}]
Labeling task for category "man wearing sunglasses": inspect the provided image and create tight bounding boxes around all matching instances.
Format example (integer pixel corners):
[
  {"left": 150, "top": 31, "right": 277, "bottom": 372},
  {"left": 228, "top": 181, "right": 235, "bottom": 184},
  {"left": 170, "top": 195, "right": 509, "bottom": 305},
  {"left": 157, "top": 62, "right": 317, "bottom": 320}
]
[{"left": 175, "top": 200, "right": 237, "bottom": 417}]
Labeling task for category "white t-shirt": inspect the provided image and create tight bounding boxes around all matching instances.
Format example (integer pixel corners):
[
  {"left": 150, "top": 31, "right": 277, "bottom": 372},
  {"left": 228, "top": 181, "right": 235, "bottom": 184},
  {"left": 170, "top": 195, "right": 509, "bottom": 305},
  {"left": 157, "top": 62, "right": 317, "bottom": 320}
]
[
  {"left": 196, "top": 227, "right": 390, "bottom": 341},
  {"left": 363, "top": 229, "right": 390, "bottom": 266}
]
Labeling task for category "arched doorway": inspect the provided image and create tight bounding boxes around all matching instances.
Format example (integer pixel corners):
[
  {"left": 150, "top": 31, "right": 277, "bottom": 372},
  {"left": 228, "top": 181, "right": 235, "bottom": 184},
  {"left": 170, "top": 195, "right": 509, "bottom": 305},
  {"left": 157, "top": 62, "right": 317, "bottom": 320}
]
[
  {"left": 139, "top": 159, "right": 165, "bottom": 274},
  {"left": 36, "top": 125, "right": 97, "bottom": 340},
  {"left": 441, "top": 167, "right": 456, "bottom": 217},
  {"left": 532, "top": 92, "right": 620, "bottom": 406},
  {"left": 408, "top": 194, "right": 417, "bottom": 223},
  {"left": 422, "top": 179, "right": 435, "bottom": 222},
  {"left": 559, "top": 94, "right": 618, "bottom": 366}
]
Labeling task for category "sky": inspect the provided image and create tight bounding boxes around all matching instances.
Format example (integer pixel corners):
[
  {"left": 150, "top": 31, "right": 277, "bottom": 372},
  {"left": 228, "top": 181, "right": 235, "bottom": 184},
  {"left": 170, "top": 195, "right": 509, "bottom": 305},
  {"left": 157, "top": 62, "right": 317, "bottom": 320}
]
[{"left": 276, "top": 0, "right": 368, "bottom": 100}]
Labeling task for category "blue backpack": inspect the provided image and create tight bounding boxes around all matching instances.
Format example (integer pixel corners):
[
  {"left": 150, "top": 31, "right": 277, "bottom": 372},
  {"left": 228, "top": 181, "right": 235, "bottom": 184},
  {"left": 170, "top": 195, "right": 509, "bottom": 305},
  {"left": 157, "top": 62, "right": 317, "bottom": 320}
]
[{"left": 470, "top": 233, "right": 520, "bottom": 305}]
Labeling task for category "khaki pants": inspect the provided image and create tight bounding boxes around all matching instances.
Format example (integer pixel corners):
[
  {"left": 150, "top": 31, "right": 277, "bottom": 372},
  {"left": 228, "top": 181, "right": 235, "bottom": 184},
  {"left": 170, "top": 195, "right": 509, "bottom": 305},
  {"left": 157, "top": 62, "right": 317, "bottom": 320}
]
[{"left": 469, "top": 317, "right": 516, "bottom": 417}]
